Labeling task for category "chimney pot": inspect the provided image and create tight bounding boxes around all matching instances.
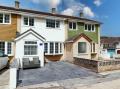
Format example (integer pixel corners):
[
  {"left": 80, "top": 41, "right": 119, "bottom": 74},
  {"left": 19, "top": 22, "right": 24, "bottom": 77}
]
[
  {"left": 15, "top": 0, "right": 20, "bottom": 9},
  {"left": 80, "top": 12, "right": 84, "bottom": 18},
  {"left": 51, "top": 8, "right": 56, "bottom": 14}
]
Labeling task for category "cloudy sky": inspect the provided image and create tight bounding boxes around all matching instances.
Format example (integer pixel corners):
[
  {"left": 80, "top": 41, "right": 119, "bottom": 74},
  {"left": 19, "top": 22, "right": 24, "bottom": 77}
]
[{"left": 0, "top": 0, "right": 120, "bottom": 36}]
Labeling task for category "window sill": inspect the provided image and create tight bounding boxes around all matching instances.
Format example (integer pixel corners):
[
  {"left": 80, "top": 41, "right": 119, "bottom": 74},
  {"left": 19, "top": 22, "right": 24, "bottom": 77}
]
[
  {"left": 84, "top": 30, "right": 95, "bottom": 32},
  {"left": 45, "top": 53, "right": 63, "bottom": 55},
  {"left": 46, "top": 27, "right": 61, "bottom": 30},
  {"left": 0, "top": 23, "right": 11, "bottom": 25},
  {"left": 78, "top": 53, "right": 89, "bottom": 55}
]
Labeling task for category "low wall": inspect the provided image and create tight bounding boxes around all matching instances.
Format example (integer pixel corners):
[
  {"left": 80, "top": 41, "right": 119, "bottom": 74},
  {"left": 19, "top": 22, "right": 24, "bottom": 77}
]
[{"left": 74, "top": 57, "right": 120, "bottom": 72}]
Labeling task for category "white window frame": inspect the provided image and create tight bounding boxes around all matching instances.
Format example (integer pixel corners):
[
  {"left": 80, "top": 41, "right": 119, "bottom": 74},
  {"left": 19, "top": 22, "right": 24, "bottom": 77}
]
[
  {"left": 0, "top": 13, "right": 11, "bottom": 24},
  {"left": 69, "top": 21, "right": 77, "bottom": 30},
  {"left": 44, "top": 42, "right": 63, "bottom": 55},
  {"left": 84, "top": 24, "right": 95, "bottom": 32},
  {"left": 23, "top": 16, "right": 34, "bottom": 26},
  {"left": 0, "top": 41, "right": 13, "bottom": 56},
  {"left": 46, "top": 19, "right": 60, "bottom": 28},
  {"left": 24, "top": 41, "right": 38, "bottom": 56}
]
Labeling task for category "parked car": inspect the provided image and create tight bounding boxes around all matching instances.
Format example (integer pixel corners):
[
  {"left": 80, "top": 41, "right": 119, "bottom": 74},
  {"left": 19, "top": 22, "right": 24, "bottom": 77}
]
[{"left": 0, "top": 50, "right": 9, "bottom": 70}]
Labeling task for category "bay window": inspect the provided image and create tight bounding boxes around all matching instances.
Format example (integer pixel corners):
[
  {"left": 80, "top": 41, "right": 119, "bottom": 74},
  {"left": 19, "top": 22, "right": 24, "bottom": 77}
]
[{"left": 44, "top": 42, "right": 63, "bottom": 55}]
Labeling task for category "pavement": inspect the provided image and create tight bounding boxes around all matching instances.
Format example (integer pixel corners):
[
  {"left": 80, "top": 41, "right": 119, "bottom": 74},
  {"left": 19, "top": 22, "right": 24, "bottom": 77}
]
[{"left": 0, "top": 69, "right": 9, "bottom": 89}]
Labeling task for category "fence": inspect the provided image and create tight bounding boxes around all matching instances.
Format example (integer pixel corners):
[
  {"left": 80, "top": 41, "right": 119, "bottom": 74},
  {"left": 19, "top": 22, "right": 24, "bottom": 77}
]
[{"left": 74, "top": 57, "right": 120, "bottom": 72}]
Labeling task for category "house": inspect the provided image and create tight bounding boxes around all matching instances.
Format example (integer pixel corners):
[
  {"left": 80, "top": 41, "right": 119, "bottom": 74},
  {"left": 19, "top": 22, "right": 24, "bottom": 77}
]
[
  {"left": 0, "top": 1, "right": 101, "bottom": 68},
  {"left": 100, "top": 36, "right": 120, "bottom": 59}
]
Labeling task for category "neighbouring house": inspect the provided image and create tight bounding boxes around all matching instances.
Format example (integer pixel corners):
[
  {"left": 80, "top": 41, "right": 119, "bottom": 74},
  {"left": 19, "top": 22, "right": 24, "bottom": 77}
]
[
  {"left": 0, "top": 1, "right": 101, "bottom": 68},
  {"left": 100, "top": 36, "right": 120, "bottom": 59}
]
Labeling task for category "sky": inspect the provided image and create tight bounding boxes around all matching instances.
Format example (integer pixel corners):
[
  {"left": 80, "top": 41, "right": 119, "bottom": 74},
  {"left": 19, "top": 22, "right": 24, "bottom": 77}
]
[{"left": 0, "top": 0, "right": 120, "bottom": 36}]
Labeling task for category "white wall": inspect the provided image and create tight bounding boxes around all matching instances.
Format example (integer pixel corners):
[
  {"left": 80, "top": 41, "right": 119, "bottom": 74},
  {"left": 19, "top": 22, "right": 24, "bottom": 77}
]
[
  {"left": 15, "top": 33, "right": 44, "bottom": 68},
  {"left": 20, "top": 16, "right": 66, "bottom": 42}
]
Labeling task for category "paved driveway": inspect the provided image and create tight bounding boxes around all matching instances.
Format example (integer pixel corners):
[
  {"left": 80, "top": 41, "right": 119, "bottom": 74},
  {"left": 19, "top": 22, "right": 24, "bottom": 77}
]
[{"left": 18, "top": 62, "right": 99, "bottom": 87}]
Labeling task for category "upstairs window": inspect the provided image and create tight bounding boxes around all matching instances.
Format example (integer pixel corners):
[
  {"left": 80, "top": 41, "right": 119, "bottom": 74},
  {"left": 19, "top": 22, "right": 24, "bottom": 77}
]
[
  {"left": 69, "top": 22, "right": 76, "bottom": 30},
  {"left": 24, "top": 16, "right": 34, "bottom": 26},
  {"left": 46, "top": 19, "right": 60, "bottom": 28},
  {"left": 0, "top": 13, "right": 10, "bottom": 24},
  {"left": 85, "top": 24, "right": 95, "bottom": 32}
]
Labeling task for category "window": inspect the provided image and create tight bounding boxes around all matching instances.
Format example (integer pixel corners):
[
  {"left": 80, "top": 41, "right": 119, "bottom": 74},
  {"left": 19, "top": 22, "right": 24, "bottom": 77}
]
[
  {"left": 55, "top": 43, "right": 58, "bottom": 53},
  {"left": 69, "top": 22, "right": 76, "bottom": 29},
  {"left": 7, "top": 42, "right": 12, "bottom": 54},
  {"left": 78, "top": 42, "right": 86, "bottom": 53},
  {"left": 0, "top": 42, "right": 5, "bottom": 54},
  {"left": 23, "top": 16, "right": 34, "bottom": 26},
  {"left": 24, "top": 41, "right": 37, "bottom": 55},
  {"left": 46, "top": 19, "right": 60, "bottom": 28},
  {"left": 50, "top": 42, "right": 54, "bottom": 53},
  {"left": 44, "top": 42, "right": 63, "bottom": 54},
  {"left": 44, "top": 43, "right": 48, "bottom": 53},
  {"left": 84, "top": 24, "right": 95, "bottom": 32},
  {"left": 91, "top": 43, "right": 95, "bottom": 53},
  {"left": 0, "top": 13, "right": 10, "bottom": 24}
]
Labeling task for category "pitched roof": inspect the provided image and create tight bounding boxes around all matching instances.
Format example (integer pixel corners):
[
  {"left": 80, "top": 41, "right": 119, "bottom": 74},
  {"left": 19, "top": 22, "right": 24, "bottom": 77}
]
[
  {"left": 66, "top": 33, "right": 92, "bottom": 43},
  {"left": 0, "top": 5, "right": 101, "bottom": 24},
  {"left": 15, "top": 29, "right": 46, "bottom": 41}
]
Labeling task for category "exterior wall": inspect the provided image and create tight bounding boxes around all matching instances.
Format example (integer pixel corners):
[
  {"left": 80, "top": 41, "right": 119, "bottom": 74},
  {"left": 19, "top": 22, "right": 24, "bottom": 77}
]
[
  {"left": 73, "top": 37, "right": 91, "bottom": 59},
  {"left": 64, "top": 43, "right": 73, "bottom": 62},
  {"left": 45, "top": 55, "right": 63, "bottom": 62},
  {"left": 68, "top": 22, "right": 99, "bottom": 43},
  {"left": 0, "top": 14, "right": 17, "bottom": 41},
  {"left": 20, "top": 16, "right": 65, "bottom": 42},
  {"left": 15, "top": 33, "right": 44, "bottom": 68}
]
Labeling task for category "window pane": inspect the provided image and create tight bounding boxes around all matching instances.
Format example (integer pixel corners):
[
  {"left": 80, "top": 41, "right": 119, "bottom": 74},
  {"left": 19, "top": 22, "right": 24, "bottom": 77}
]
[
  {"left": 46, "top": 19, "right": 55, "bottom": 28},
  {"left": 24, "top": 17, "right": 28, "bottom": 25},
  {"left": 44, "top": 43, "right": 48, "bottom": 53},
  {"left": 56, "top": 21, "right": 60, "bottom": 28},
  {"left": 50, "top": 42, "right": 54, "bottom": 53},
  {"left": 85, "top": 24, "right": 87, "bottom": 30},
  {"left": 7, "top": 42, "right": 12, "bottom": 54},
  {"left": 92, "top": 25, "right": 95, "bottom": 31},
  {"left": 78, "top": 42, "right": 86, "bottom": 53},
  {"left": 29, "top": 17, "right": 34, "bottom": 26},
  {"left": 24, "top": 45, "right": 37, "bottom": 55},
  {"left": 0, "top": 42, "right": 5, "bottom": 54},
  {"left": 88, "top": 24, "right": 91, "bottom": 31},
  {"left": 69, "top": 22, "right": 72, "bottom": 29},
  {"left": 4, "top": 14, "right": 10, "bottom": 23},
  {"left": 55, "top": 43, "right": 58, "bottom": 53},
  {"left": 60, "top": 43, "right": 62, "bottom": 53},
  {"left": 73, "top": 22, "right": 76, "bottom": 29},
  {"left": 0, "top": 14, "right": 3, "bottom": 23}
]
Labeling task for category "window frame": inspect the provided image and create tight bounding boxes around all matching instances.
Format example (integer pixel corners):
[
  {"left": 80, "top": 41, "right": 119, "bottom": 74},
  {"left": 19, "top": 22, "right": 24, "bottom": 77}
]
[
  {"left": 69, "top": 22, "right": 77, "bottom": 30},
  {"left": 0, "top": 13, "right": 11, "bottom": 24},
  {"left": 78, "top": 42, "right": 87, "bottom": 54},
  {"left": 44, "top": 42, "right": 63, "bottom": 55},
  {"left": 24, "top": 41, "right": 38, "bottom": 56},
  {"left": 23, "top": 16, "right": 34, "bottom": 26},
  {"left": 46, "top": 19, "right": 60, "bottom": 28},
  {"left": 84, "top": 24, "right": 95, "bottom": 32}
]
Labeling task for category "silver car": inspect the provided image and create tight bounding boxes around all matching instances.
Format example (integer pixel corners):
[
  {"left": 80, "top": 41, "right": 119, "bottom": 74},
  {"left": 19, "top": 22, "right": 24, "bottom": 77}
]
[{"left": 0, "top": 50, "right": 9, "bottom": 70}]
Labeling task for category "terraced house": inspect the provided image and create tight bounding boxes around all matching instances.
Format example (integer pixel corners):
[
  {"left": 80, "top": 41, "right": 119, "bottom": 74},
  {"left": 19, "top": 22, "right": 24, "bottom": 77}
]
[{"left": 0, "top": 1, "right": 101, "bottom": 68}]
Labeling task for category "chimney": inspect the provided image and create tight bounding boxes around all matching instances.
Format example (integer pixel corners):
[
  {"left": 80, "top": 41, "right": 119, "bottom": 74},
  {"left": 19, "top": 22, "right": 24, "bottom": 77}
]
[
  {"left": 51, "top": 8, "right": 56, "bottom": 14},
  {"left": 15, "top": 0, "right": 20, "bottom": 9},
  {"left": 80, "top": 12, "right": 84, "bottom": 18}
]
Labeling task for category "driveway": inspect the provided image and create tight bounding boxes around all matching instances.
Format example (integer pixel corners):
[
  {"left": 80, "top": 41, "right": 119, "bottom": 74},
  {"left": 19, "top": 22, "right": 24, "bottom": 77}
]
[{"left": 18, "top": 61, "right": 99, "bottom": 87}]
